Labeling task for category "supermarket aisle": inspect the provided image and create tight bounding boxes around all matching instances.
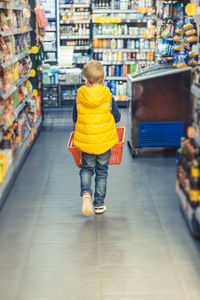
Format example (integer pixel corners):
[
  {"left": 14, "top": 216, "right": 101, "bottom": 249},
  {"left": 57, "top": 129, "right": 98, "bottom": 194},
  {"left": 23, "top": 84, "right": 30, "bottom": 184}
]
[{"left": 0, "top": 109, "right": 200, "bottom": 300}]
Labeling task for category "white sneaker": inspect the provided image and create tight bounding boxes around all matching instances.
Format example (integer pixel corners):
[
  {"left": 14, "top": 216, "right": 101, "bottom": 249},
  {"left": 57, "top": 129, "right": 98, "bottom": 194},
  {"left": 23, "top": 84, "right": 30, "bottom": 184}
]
[
  {"left": 95, "top": 205, "right": 107, "bottom": 214},
  {"left": 82, "top": 192, "right": 94, "bottom": 216}
]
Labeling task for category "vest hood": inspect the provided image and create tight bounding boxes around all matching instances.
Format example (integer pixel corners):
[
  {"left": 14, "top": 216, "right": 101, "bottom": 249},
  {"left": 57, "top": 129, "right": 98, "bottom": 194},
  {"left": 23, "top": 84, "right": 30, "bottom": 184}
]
[{"left": 78, "top": 84, "right": 112, "bottom": 108}]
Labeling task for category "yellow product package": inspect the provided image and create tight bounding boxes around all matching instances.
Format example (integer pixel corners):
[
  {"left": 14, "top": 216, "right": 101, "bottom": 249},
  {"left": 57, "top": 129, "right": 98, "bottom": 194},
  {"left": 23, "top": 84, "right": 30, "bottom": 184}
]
[
  {"left": 185, "top": 29, "right": 197, "bottom": 36},
  {"left": 188, "top": 59, "right": 198, "bottom": 66},
  {"left": 187, "top": 36, "right": 198, "bottom": 43},
  {"left": 173, "top": 45, "right": 181, "bottom": 51},
  {"left": 189, "top": 52, "right": 198, "bottom": 58},
  {"left": 173, "top": 36, "right": 183, "bottom": 43},
  {"left": 184, "top": 43, "right": 191, "bottom": 50},
  {"left": 175, "top": 28, "right": 184, "bottom": 35},
  {"left": 183, "top": 23, "right": 194, "bottom": 30}
]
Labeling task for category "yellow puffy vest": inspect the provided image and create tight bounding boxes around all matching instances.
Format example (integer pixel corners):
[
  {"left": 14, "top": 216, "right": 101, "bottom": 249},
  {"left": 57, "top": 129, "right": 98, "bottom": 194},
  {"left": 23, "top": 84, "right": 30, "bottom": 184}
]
[{"left": 74, "top": 84, "right": 118, "bottom": 155}]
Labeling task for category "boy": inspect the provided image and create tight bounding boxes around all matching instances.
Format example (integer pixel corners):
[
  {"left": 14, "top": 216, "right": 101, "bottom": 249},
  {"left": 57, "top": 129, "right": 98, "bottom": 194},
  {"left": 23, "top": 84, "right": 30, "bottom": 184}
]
[{"left": 73, "top": 60, "right": 121, "bottom": 216}]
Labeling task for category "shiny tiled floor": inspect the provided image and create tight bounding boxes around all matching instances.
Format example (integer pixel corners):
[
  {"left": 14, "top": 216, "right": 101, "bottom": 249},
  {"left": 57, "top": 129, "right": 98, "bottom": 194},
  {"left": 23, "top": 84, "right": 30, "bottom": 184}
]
[{"left": 0, "top": 109, "right": 200, "bottom": 300}]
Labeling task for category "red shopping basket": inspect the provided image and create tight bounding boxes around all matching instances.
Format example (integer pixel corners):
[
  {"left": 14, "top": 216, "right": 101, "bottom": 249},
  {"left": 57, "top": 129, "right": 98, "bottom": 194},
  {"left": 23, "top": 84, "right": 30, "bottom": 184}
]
[{"left": 67, "top": 127, "right": 125, "bottom": 168}]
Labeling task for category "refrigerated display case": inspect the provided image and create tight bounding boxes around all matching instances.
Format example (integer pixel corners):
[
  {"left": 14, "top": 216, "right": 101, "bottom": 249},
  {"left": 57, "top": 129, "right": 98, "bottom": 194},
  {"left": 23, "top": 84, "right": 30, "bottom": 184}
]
[{"left": 127, "top": 64, "right": 192, "bottom": 156}]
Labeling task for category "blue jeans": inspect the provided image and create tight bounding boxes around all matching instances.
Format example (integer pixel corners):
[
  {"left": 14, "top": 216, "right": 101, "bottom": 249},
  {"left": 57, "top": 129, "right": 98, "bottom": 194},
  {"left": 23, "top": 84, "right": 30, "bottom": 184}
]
[{"left": 80, "top": 150, "right": 111, "bottom": 207}]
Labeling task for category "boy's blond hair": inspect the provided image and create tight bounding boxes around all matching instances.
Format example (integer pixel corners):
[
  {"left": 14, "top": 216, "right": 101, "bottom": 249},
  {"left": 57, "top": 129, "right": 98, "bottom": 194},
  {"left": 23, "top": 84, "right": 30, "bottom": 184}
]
[{"left": 83, "top": 60, "right": 104, "bottom": 85}]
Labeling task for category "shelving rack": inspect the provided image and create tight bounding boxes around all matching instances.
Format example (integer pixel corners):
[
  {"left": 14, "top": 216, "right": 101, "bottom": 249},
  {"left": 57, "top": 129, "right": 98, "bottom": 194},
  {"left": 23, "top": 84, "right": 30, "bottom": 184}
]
[
  {"left": 91, "top": 1, "right": 156, "bottom": 107},
  {"left": 155, "top": 0, "right": 185, "bottom": 63},
  {"left": 176, "top": 81, "right": 200, "bottom": 237},
  {"left": 59, "top": 1, "right": 92, "bottom": 67},
  {"left": 41, "top": 0, "right": 58, "bottom": 64},
  {"left": 0, "top": 0, "right": 42, "bottom": 207}
]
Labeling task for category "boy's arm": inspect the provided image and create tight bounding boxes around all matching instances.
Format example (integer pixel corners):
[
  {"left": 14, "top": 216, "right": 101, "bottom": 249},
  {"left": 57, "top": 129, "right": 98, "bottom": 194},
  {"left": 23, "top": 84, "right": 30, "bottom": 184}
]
[
  {"left": 73, "top": 101, "right": 77, "bottom": 123},
  {"left": 111, "top": 97, "right": 121, "bottom": 123}
]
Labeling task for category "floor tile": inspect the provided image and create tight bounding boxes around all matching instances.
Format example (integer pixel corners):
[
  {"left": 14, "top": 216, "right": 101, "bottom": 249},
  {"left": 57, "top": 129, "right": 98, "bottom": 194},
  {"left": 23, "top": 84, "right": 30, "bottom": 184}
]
[
  {"left": 103, "top": 296, "right": 184, "bottom": 300},
  {"left": 17, "top": 266, "right": 100, "bottom": 298},
  {"left": 0, "top": 242, "right": 28, "bottom": 268},
  {"left": 25, "top": 242, "right": 99, "bottom": 267},
  {"left": 31, "top": 222, "right": 98, "bottom": 243},
  {"left": 102, "top": 265, "right": 184, "bottom": 296},
  {"left": 0, "top": 267, "right": 22, "bottom": 298}
]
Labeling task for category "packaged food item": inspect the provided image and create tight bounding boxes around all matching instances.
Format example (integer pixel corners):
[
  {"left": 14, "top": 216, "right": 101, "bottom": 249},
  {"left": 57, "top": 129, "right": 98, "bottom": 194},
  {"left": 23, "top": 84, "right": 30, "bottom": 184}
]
[
  {"left": 175, "top": 53, "right": 188, "bottom": 69},
  {"left": 183, "top": 22, "right": 194, "bottom": 31},
  {"left": 173, "top": 45, "right": 181, "bottom": 51},
  {"left": 189, "top": 51, "right": 198, "bottom": 58},
  {"left": 175, "top": 28, "right": 183, "bottom": 35},
  {"left": 185, "top": 29, "right": 197, "bottom": 36},
  {"left": 173, "top": 36, "right": 183, "bottom": 43},
  {"left": 186, "top": 35, "right": 198, "bottom": 43},
  {"left": 0, "top": 36, "right": 11, "bottom": 63},
  {"left": 0, "top": 10, "right": 10, "bottom": 32},
  {"left": 184, "top": 42, "right": 191, "bottom": 50},
  {"left": 188, "top": 58, "right": 198, "bottom": 66}
]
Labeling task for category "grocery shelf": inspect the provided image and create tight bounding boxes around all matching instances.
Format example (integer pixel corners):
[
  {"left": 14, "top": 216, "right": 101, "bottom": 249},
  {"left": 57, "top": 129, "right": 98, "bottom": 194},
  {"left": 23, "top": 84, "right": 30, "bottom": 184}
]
[
  {"left": 193, "top": 124, "right": 200, "bottom": 147},
  {"left": 44, "top": 59, "right": 57, "bottom": 63},
  {"left": 93, "top": 9, "right": 137, "bottom": 13},
  {"left": 0, "top": 2, "right": 30, "bottom": 10},
  {"left": 0, "top": 116, "right": 42, "bottom": 207},
  {"left": 106, "top": 76, "right": 127, "bottom": 80},
  {"left": 43, "top": 39, "right": 56, "bottom": 42},
  {"left": 93, "top": 35, "right": 143, "bottom": 39},
  {"left": 15, "top": 93, "right": 32, "bottom": 115},
  {"left": 0, "top": 131, "right": 2, "bottom": 143},
  {"left": 60, "top": 20, "right": 91, "bottom": 24},
  {"left": 0, "top": 49, "right": 31, "bottom": 69},
  {"left": 45, "top": 29, "right": 56, "bottom": 32},
  {"left": 60, "top": 35, "right": 90, "bottom": 39},
  {"left": 0, "top": 72, "right": 31, "bottom": 100},
  {"left": 0, "top": 27, "right": 33, "bottom": 37},
  {"left": 93, "top": 48, "right": 153, "bottom": 52},
  {"left": 191, "top": 84, "right": 200, "bottom": 98},
  {"left": 102, "top": 61, "right": 136, "bottom": 65},
  {"left": 14, "top": 102, "right": 27, "bottom": 117},
  {"left": 92, "top": 19, "right": 148, "bottom": 24},
  {"left": 176, "top": 185, "right": 200, "bottom": 237},
  {"left": 113, "top": 95, "right": 128, "bottom": 101},
  {"left": 60, "top": 4, "right": 90, "bottom": 8},
  {"left": 3, "top": 99, "right": 29, "bottom": 132},
  {"left": 74, "top": 45, "right": 91, "bottom": 50},
  {"left": 61, "top": 11, "right": 90, "bottom": 15},
  {"left": 44, "top": 49, "right": 57, "bottom": 52},
  {"left": 75, "top": 60, "right": 90, "bottom": 64}
]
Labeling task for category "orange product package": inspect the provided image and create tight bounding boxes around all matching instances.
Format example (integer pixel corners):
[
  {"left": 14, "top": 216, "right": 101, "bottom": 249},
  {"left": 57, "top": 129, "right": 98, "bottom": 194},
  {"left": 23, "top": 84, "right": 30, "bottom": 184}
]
[{"left": 34, "top": 5, "right": 48, "bottom": 28}]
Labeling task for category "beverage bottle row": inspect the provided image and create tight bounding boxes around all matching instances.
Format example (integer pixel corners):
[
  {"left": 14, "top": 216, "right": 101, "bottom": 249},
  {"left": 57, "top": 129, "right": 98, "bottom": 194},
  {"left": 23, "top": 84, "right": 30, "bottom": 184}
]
[
  {"left": 94, "top": 50, "right": 154, "bottom": 62},
  {"left": 63, "top": 39, "right": 90, "bottom": 46},
  {"left": 61, "top": 24, "right": 90, "bottom": 36},
  {"left": 93, "top": 24, "right": 147, "bottom": 36},
  {"left": 61, "top": 0, "right": 90, "bottom": 4},
  {"left": 104, "top": 80, "right": 128, "bottom": 96},
  {"left": 104, "top": 64, "right": 136, "bottom": 76},
  {"left": 93, "top": 38, "right": 153, "bottom": 50},
  {"left": 93, "top": 0, "right": 139, "bottom": 9}
]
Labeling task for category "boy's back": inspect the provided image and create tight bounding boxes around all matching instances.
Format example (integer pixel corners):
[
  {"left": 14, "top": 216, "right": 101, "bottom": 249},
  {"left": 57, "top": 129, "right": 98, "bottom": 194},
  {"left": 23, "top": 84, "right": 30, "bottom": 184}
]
[
  {"left": 72, "top": 60, "right": 121, "bottom": 216},
  {"left": 74, "top": 84, "right": 118, "bottom": 155}
]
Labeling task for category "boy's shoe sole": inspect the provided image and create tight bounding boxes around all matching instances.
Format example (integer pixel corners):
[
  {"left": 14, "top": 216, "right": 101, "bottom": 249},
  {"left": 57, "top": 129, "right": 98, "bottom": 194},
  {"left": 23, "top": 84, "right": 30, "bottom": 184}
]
[
  {"left": 95, "top": 205, "right": 107, "bottom": 214},
  {"left": 82, "top": 193, "right": 94, "bottom": 216}
]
